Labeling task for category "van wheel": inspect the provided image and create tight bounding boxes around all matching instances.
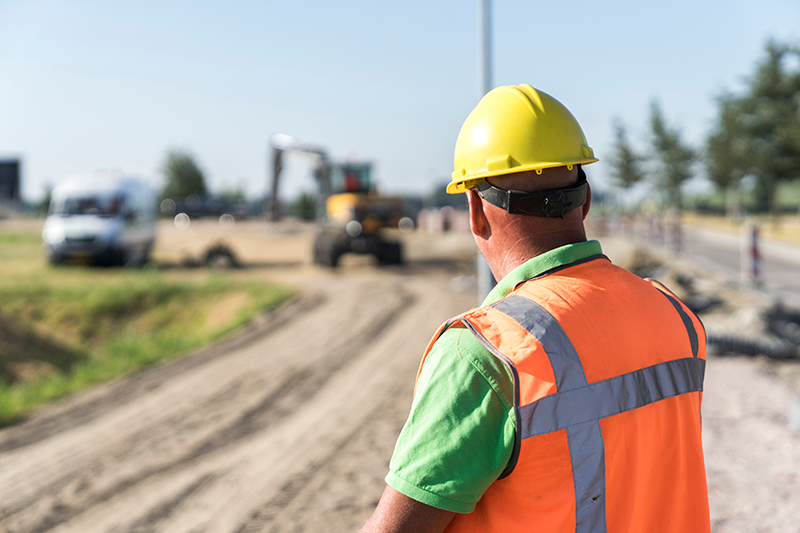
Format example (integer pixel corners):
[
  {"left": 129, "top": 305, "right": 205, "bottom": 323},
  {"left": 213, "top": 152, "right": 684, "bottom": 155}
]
[
  {"left": 47, "top": 252, "right": 64, "bottom": 266},
  {"left": 129, "top": 245, "right": 152, "bottom": 267},
  {"left": 142, "top": 244, "right": 153, "bottom": 266}
]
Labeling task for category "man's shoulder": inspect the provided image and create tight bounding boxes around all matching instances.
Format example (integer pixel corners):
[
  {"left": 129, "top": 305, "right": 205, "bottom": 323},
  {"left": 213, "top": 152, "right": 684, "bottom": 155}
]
[{"left": 426, "top": 325, "right": 515, "bottom": 411}]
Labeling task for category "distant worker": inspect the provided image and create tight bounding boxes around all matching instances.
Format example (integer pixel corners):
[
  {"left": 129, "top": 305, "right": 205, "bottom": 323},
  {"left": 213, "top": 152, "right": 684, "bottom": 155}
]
[{"left": 361, "top": 84, "right": 709, "bottom": 532}]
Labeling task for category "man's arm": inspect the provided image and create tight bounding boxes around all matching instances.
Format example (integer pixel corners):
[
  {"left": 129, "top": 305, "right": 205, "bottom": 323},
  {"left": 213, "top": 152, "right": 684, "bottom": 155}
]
[
  {"left": 361, "top": 329, "right": 515, "bottom": 532},
  {"left": 360, "top": 486, "right": 455, "bottom": 533}
]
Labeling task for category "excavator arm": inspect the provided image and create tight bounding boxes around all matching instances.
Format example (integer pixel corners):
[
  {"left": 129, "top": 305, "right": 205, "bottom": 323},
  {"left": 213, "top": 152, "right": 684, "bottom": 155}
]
[
  {"left": 268, "top": 133, "right": 330, "bottom": 222},
  {"left": 267, "top": 133, "right": 404, "bottom": 267}
]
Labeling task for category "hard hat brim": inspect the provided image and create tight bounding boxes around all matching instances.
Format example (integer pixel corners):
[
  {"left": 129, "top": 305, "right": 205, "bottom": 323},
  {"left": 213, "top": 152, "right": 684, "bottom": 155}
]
[{"left": 447, "top": 158, "right": 599, "bottom": 194}]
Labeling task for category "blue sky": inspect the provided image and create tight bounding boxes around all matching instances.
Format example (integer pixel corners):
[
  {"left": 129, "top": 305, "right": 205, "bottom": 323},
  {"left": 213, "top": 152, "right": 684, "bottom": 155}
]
[{"left": 1, "top": 0, "right": 798, "bottom": 203}]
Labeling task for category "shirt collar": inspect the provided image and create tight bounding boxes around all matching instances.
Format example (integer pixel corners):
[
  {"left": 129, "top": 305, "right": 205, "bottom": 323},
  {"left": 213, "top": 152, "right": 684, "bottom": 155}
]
[{"left": 481, "top": 240, "right": 604, "bottom": 306}]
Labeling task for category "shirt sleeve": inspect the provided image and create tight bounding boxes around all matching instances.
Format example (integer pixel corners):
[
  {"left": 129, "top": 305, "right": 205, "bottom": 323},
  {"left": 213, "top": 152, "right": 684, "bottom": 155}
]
[{"left": 386, "top": 326, "right": 516, "bottom": 513}]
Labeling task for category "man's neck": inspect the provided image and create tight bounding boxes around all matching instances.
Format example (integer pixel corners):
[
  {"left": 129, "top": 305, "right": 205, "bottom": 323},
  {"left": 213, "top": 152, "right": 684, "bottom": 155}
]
[{"left": 489, "top": 230, "right": 587, "bottom": 281}]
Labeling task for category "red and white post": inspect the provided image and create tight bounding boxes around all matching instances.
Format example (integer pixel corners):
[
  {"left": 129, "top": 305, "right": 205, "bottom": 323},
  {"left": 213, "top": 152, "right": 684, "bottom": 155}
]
[{"left": 741, "top": 219, "right": 762, "bottom": 285}]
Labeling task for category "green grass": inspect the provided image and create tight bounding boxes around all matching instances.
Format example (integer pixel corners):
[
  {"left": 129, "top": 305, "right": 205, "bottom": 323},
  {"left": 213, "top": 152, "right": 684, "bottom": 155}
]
[
  {"left": 688, "top": 179, "right": 800, "bottom": 214},
  {"left": 0, "top": 232, "right": 42, "bottom": 245},
  {"left": 0, "top": 221, "right": 294, "bottom": 426}
]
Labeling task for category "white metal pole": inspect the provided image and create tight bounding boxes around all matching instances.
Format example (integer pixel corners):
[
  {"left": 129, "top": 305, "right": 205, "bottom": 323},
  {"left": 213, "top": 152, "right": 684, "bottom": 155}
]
[
  {"left": 476, "top": 0, "right": 496, "bottom": 303},
  {"left": 479, "top": 0, "right": 492, "bottom": 96}
]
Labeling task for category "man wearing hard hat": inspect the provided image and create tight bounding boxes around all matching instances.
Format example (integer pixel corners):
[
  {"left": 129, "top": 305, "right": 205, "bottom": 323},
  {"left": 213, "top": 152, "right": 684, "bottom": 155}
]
[{"left": 362, "top": 85, "right": 709, "bottom": 533}]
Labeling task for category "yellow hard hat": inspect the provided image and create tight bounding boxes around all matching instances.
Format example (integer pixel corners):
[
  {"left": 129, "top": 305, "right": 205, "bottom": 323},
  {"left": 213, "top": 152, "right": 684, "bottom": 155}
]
[{"left": 448, "top": 84, "right": 598, "bottom": 194}]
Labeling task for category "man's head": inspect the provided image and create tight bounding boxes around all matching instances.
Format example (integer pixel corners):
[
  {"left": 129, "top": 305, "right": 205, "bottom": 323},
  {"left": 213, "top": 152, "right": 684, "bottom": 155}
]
[
  {"left": 449, "top": 84, "right": 598, "bottom": 278},
  {"left": 448, "top": 84, "right": 597, "bottom": 194}
]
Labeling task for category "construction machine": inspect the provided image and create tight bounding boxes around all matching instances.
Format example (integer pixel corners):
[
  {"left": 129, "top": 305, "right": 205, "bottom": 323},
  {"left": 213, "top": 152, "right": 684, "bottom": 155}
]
[{"left": 268, "top": 134, "right": 405, "bottom": 267}]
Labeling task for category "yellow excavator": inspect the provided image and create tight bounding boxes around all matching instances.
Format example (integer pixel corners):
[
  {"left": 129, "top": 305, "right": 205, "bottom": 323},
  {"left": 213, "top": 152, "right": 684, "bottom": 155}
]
[{"left": 268, "top": 134, "right": 405, "bottom": 267}]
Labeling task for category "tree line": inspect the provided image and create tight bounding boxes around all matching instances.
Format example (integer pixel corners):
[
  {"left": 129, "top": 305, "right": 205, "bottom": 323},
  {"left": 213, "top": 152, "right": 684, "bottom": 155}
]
[{"left": 609, "top": 39, "right": 800, "bottom": 215}]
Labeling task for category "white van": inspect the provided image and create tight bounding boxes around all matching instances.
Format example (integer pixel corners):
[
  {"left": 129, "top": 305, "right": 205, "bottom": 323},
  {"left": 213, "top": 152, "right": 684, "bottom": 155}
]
[{"left": 42, "top": 175, "right": 157, "bottom": 266}]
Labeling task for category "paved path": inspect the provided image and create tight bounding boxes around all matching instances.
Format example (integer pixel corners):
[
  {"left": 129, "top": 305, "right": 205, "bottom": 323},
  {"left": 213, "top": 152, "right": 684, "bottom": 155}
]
[{"left": 680, "top": 224, "right": 800, "bottom": 309}]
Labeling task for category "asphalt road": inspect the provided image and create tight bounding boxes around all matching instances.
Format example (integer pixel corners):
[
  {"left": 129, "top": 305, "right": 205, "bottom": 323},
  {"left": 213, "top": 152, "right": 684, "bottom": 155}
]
[{"left": 680, "top": 224, "right": 800, "bottom": 310}]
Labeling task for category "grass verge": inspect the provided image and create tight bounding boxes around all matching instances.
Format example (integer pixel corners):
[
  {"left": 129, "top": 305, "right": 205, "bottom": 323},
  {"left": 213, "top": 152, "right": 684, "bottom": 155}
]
[
  {"left": 682, "top": 212, "right": 800, "bottom": 245},
  {"left": 0, "top": 221, "right": 294, "bottom": 427}
]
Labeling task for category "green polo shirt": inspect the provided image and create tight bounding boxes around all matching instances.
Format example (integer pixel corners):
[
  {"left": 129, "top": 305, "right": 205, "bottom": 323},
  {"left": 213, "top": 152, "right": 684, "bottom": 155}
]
[{"left": 386, "top": 240, "right": 604, "bottom": 513}]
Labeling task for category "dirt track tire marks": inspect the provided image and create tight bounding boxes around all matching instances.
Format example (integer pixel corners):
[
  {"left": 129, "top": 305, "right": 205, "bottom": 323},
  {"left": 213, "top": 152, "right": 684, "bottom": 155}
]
[
  {"left": 237, "top": 364, "right": 422, "bottom": 533},
  {"left": 0, "top": 294, "right": 325, "bottom": 455},
  {"left": 0, "top": 271, "right": 474, "bottom": 533}
]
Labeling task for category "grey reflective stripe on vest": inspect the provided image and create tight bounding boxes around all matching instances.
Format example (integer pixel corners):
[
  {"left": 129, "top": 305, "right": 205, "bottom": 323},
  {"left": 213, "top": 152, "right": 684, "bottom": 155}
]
[
  {"left": 475, "top": 294, "right": 703, "bottom": 533},
  {"left": 648, "top": 280, "right": 700, "bottom": 358},
  {"left": 493, "top": 296, "right": 588, "bottom": 391},
  {"left": 493, "top": 295, "right": 607, "bottom": 532},
  {"left": 520, "top": 357, "right": 705, "bottom": 437},
  {"left": 567, "top": 422, "right": 606, "bottom": 532}
]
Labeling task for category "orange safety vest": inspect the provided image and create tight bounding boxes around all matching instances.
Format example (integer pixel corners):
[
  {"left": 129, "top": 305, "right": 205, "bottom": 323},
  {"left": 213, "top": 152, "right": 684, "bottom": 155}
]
[{"left": 418, "top": 255, "right": 709, "bottom": 533}]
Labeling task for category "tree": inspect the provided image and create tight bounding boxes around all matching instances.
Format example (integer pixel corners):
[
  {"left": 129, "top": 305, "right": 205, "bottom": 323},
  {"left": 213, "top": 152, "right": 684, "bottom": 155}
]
[
  {"left": 161, "top": 150, "right": 208, "bottom": 199},
  {"left": 291, "top": 191, "right": 318, "bottom": 220},
  {"left": 705, "top": 95, "right": 749, "bottom": 217},
  {"left": 608, "top": 118, "right": 645, "bottom": 191},
  {"left": 649, "top": 101, "right": 696, "bottom": 209},
  {"left": 705, "top": 40, "right": 800, "bottom": 213},
  {"left": 741, "top": 41, "right": 800, "bottom": 212},
  {"left": 218, "top": 186, "right": 247, "bottom": 204}
]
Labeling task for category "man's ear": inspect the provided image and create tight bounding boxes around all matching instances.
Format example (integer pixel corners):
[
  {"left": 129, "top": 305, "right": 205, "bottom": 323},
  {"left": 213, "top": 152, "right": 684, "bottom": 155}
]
[
  {"left": 582, "top": 182, "right": 592, "bottom": 220},
  {"left": 467, "top": 188, "right": 491, "bottom": 239}
]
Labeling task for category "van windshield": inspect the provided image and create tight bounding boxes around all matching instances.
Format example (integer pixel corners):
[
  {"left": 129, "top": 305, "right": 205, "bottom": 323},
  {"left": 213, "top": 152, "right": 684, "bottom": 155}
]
[{"left": 50, "top": 194, "right": 124, "bottom": 217}]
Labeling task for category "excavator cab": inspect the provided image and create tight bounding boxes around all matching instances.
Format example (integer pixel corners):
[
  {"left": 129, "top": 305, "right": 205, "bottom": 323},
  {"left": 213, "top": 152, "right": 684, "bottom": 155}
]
[{"left": 331, "top": 163, "right": 371, "bottom": 194}]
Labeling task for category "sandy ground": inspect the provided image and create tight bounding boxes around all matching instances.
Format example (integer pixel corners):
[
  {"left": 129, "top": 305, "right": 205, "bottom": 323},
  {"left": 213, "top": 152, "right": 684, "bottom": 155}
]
[{"left": 0, "top": 219, "right": 799, "bottom": 532}]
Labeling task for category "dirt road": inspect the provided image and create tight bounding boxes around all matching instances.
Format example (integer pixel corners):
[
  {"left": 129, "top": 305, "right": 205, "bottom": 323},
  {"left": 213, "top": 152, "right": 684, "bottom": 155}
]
[
  {"left": 1, "top": 221, "right": 799, "bottom": 532},
  {"left": 0, "top": 224, "right": 479, "bottom": 533}
]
